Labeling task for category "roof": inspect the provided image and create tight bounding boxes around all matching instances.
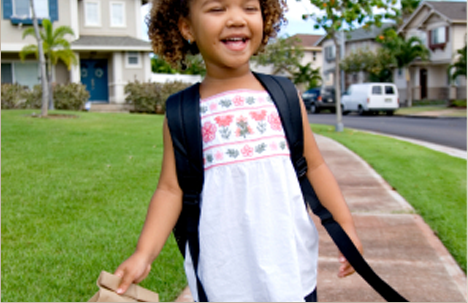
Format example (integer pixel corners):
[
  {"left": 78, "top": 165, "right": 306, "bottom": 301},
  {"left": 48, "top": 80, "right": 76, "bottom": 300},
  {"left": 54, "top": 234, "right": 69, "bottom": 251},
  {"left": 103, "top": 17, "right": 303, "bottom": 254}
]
[
  {"left": 71, "top": 36, "right": 152, "bottom": 51},
  {"left": 315, "top": 23, "right": 393, "bottom": 46},
  {"left": 289, "top": 34, "right": 323, "bottom": 47},
  {"left": 424, "top": 1, "right": 467, "bottom": 21}
]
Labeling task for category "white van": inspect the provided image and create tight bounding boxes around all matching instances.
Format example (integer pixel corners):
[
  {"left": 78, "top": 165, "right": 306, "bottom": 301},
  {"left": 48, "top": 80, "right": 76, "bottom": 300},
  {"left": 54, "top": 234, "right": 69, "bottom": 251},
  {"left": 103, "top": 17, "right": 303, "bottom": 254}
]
[{"left": 341, "top": 83, "right": 399, "bottom": 116}]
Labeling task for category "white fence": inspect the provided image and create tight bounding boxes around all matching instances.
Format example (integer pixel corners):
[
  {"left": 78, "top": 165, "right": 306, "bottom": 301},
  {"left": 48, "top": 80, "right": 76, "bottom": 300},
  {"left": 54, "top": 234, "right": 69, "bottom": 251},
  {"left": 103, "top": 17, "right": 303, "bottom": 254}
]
[{"left": 150, "top": 73, "right": 203, "bottom": 84}]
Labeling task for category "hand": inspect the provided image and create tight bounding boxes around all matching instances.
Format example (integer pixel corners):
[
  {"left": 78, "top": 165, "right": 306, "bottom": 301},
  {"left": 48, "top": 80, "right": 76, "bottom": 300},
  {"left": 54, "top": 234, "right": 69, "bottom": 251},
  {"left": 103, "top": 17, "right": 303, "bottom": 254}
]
[
  {"left": 337, "top": 240, "right": 363, "bottom": 278},
  {"left": 114, "top": 252, "right": 152, "bottom": 294}
]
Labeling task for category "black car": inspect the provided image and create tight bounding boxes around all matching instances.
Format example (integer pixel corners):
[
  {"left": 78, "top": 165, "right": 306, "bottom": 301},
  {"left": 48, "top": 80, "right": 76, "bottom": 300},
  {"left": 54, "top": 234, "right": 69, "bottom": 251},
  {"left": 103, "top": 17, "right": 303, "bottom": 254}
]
[{"left": 302, "top": 87, "right": 337, "bottom": 114}]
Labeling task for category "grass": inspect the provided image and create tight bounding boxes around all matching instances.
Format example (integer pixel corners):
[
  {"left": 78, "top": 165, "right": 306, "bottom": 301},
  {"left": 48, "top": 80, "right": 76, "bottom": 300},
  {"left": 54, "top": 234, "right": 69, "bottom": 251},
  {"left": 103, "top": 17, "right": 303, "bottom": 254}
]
[
  {"left": 1, "top": 110, "right": 186, "bottom": 302},
  {"left": 395, "top": 105, "right": 467, "bottom": 117},
  {"left": 311, "top": 124, "right": 467, "bottom": 272}
]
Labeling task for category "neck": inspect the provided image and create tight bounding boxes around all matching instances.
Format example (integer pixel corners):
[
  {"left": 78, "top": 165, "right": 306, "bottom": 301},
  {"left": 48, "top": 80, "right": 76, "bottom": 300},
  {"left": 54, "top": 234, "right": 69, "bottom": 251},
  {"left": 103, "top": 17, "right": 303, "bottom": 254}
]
[{"left": 200, "top": 63, "right": 263, "bottom": 98}]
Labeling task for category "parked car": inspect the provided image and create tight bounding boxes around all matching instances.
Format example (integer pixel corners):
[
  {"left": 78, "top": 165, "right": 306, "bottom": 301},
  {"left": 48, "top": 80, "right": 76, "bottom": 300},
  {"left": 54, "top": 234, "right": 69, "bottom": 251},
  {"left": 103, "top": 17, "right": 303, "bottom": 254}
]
[
  {"left": 341, "top": 83, "right": 399, "bottom": 116},
  {"left": 302, "top": 86, "right": 336, "bottom": 114}
]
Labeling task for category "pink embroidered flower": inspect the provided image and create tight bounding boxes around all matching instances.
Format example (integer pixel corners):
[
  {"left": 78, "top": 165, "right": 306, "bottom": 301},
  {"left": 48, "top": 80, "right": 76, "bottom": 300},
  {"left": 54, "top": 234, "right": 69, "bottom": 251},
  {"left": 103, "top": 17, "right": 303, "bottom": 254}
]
[
  {"left": 249, "top": 110, "right": 267, "bottom": 121},
  {"left": 270, "top": 141, "right": 278, "bottom": 151},
  {"left": 268, "top": 112, "right": 282, "bottom": 131},
  {"left": 233, "top": 95, "right": 245, "bottom": 106},
  {"left": 209, "top": 102, "right": 218, "bottom": 111},
  {"left": 241, "top": 144, "right": 254, "bottom": 157},
  {"left": 237, "top": 115, "right": 247, "bottom": 123},
  {"left": 257, "top": 96, "right": 265, "bottom": 104},
  {"left": 202, "top": 121, "right": 217, "bottom": 143},
  {"left": 214, "top": 115, "right": 234, "bottom": 127},
  {"left": 215, "top": 150, "right": 224, "bottom": 161}
]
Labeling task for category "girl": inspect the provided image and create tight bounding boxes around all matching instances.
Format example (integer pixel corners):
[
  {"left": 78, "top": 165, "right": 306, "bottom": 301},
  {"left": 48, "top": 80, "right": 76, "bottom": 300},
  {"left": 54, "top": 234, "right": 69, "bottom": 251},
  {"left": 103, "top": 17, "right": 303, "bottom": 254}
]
[{"left": 115, "top": 0, "right": 363, "bottom": 301}]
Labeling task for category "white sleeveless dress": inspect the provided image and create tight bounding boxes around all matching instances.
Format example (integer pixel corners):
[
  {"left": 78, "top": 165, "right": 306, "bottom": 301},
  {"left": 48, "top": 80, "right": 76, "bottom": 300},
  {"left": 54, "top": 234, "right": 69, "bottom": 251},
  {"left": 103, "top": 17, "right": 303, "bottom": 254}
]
[{"left": 184, "top": 89, "right": 319, "bottom": 302}]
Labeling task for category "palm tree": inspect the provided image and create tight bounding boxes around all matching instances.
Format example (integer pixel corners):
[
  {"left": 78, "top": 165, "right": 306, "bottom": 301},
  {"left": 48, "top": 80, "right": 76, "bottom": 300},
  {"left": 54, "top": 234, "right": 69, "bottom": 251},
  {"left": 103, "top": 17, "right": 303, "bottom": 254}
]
[
  {"left": 380, "top": 32, "right": 430, "bottom": 106},
  {"left": 448, "top": 44, "right": 467, "bottom": 83},
  {"left": 292, "top": 63, "right": 322, "bottom": 91},
  {"left": 20, "top": 19, "right": 77, "bottom": 109}
]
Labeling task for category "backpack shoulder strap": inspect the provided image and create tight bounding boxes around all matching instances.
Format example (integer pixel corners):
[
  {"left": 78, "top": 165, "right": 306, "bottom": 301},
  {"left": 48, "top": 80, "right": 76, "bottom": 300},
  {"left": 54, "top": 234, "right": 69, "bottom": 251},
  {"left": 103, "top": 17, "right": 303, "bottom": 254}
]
[
  {"left": 165, "top": 82, "right": 208, "bottom": 302},
  {"left": 253, "top": 72, "right": 407, "bottom": 302}
]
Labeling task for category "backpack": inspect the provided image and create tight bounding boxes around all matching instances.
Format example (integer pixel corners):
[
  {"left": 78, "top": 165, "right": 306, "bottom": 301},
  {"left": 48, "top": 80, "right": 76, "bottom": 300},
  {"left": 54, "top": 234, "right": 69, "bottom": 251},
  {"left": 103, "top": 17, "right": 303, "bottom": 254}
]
[{"left": 165, "top": 72, "right": 407, "bottom": 302}]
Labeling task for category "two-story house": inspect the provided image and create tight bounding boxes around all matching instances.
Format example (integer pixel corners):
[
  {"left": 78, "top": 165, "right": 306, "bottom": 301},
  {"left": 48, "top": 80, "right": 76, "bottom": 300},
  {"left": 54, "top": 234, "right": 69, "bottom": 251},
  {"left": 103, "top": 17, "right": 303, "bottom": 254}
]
[
  {"left": 316, "top": 23, "right": 393, "bottom": 88},
  {"left": 251, "top": 34, "right": 323, "bottom": 92},
  {"left": 396, "top": 1, "right": 467, "bottom": 101},
  {"left": 1, "top": 0, "right": 152, "bottom": 109}
]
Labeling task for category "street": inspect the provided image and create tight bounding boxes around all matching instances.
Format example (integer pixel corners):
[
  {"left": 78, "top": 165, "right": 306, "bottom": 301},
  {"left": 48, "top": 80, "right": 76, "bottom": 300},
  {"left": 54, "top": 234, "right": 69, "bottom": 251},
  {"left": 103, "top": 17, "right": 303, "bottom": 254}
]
[{"left": 308, "top": 113, "right": 467, "bottom": 150}]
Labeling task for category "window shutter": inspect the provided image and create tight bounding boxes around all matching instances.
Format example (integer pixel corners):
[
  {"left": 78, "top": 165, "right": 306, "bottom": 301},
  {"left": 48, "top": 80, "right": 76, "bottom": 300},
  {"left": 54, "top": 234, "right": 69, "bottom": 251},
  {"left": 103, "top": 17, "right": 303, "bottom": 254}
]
[
  {"left": 49, "top": 0, "right": 58, "bottom": 21},
  {"left": 446, "top": 26, "right": 449, "bottom": 43},
  {"left": 3, "top": 0, "right": 13, "bottom": 19},
  {"left": 428, "top": 30, "right": 432, "bottom": 50}
]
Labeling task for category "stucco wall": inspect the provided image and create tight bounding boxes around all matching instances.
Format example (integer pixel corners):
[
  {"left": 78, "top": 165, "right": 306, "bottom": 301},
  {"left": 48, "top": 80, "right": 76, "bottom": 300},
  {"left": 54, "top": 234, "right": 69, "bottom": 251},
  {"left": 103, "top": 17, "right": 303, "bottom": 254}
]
[
  {"left": 452, "top": 24, "right": 467, "bottom": 63},
  {"left": 55, "top": 61, "right": 69, "bottom": 84},
  {"left": 78, "top": 0, "right": 138, "bottom": 37}
]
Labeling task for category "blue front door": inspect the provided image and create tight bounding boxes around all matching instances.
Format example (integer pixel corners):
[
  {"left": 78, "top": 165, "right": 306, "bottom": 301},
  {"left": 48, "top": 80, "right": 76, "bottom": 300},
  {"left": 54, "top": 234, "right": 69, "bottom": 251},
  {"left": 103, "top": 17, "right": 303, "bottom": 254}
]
[{"left": 81, "top": 59, "right": 109, "bottom": 102}]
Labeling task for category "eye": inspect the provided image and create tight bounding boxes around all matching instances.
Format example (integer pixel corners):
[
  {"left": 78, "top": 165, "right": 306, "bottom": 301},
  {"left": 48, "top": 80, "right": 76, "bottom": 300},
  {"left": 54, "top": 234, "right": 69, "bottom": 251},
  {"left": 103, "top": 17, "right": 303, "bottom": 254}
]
[
  {"left": 245, "top": 6, "right": 259, "bottom": 11},
  {"left": 208, "top": 6, "right": 224, "bottom": 12}
]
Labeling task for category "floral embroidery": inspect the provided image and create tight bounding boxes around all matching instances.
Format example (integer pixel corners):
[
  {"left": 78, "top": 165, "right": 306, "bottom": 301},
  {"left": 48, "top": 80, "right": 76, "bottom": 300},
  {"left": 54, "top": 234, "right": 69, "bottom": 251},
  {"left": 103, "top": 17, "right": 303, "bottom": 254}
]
[
  {"left": 241, "top": 144, "right": 254, "bottom": 157},
  {"left": 270, "top": 141, "right": 278, "bottom": 151},
  {"left": 255, "top": 143, "right": 267, "bottom": 154},
  {"left": 280, "top": 141, "right": 286, "bottom": 150},
  {"left": 258, "top": 96, "right": 266, "bottom": 104},
  {"left": 236, "top": 115, "right": 254, "bottom": 138},
  {"left": 233, "top": 95, "right": 245, "bottom": 106},
  {"left": 206, "top": 154, "right": 214, "bottom": 163},
  {"left": 226, "top": 149, "right": 239, "bottom": 158},
  {"left": 249, "top": 110, "right": 267, "bottom": 121},
  {"left": 209, "top": 102, "right": 218, "bottom": 112},
  {"left": 219, "top": 99, "right": 232, "bottom": 108},
  {"left": 202, "top": 121, "right": 217, "bottom": 143},
  {"left": 201, "top": 105, "right": 208, "bottom": 114},
  {"left": 266, "top": 96, "right": 273, "bottom": 103},
  {"left": 215, "top": 115, "right": 234, "bottom": 139},
  {"left": 268, "top": 112, "right": 282, "bottom": 131},
  {"left": 246, "top": 96, "right": 255, "bottom": 105},
  {"left": 215, "top": 150, "right": 224, "bottom": 161}
]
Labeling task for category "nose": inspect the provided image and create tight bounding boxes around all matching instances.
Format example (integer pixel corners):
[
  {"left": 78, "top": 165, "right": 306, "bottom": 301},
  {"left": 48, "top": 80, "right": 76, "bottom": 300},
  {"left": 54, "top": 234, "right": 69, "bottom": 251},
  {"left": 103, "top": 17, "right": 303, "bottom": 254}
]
[{"left": 226, "top": 8, "right": 247, "bottom": 27}]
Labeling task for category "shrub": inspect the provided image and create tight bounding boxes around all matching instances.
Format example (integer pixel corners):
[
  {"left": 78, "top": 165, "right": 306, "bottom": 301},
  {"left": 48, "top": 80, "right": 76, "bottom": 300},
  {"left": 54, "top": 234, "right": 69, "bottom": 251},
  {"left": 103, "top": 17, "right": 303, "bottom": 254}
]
[
  {"left": 125, "top": 80, "right": 191, "bottom": 114},
  {"left": 54, "top": 83, "right": 90, "bottom": 110},
  {"left": 24, "top": 85, "right": 43, "bottom": 109},
  {"left": 1, "top": 83, "right": 28, "bottom": 109},
  {"left": 449, "top": 99, "right": 467, "bottom": 108}
]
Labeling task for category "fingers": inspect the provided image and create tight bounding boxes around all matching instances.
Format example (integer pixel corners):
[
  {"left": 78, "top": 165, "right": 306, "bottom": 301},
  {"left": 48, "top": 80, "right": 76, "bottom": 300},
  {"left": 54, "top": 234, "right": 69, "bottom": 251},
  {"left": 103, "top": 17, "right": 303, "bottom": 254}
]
[
  {"left": 116, "top": 267, "right": 135, "bottom": 295},
  {"left": 135, "top": 264, "right": 151, "bottom": 284},
  {"left": 337, "top": 254, "right": 356, "bottom": 278}
]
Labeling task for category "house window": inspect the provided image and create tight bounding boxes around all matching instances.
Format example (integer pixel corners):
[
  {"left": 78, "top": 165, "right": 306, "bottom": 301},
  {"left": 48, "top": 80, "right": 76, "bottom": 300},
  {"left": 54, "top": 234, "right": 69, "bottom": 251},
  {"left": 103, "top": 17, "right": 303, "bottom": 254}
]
[
  {"left": 431, "top": 27, "right": 446, "bottom": 45},
  {"left": 398, "top": 68, "right": 403, "bottom": 77},
  {"left": 126, "top": 52, "right": 141, "bottom": 68},
  {"left": 2, "top": 62, "right": 40, "bottom": 88},
  {"left": 85, "top": 0, "right": 101, "bottom": 26},
  {"left": 325, "top": 45, "right": 336, "bottom": 60},
  {"left": 1, "top": 63, "right": 13, "bottom": 84},
  {"left": 13, "top": 0, "right": 48, "bottom": 18},
  {"left": 312, "top": 51, "right": 317, "bottom": 61},
  {"left": 110, "top": 1, "right": 125, "bottom": 27}
]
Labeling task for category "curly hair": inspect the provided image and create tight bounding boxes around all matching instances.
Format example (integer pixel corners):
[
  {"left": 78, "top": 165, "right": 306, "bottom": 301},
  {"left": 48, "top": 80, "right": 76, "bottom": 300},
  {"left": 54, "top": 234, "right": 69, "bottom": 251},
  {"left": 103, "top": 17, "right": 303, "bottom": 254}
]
[{"left": 146, "top": 0, "right": 287, "bottom": 66}]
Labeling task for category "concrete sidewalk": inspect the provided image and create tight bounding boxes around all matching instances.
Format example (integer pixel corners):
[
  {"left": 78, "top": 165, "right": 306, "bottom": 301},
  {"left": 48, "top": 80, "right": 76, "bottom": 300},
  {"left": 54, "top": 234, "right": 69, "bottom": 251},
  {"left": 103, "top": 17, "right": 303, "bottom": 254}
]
[{"left": 175, "top": 134, "right": 467, "bottom": 302}]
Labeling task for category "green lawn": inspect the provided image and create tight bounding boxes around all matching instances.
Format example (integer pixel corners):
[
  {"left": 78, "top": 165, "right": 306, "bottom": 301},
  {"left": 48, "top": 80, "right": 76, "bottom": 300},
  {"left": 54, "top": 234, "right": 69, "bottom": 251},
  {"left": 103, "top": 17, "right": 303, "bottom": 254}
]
[
  {"left": 311, "top": 124, "right": 467, "bottom": 272},
  {"left": 1, "top": 110, "right": 186, "bottom": 302},
  {"left": 395, "top": 106, "right": 467, "bottom": 117},
  {"left": 2, "top": 110, "right": 466, "bottom": 302}
]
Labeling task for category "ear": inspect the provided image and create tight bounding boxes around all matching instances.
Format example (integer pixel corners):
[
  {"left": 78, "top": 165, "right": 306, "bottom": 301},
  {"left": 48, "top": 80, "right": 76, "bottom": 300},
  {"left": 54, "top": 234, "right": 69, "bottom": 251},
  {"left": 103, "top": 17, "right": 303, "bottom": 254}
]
[{"left": 178, "top": 17, "right": 194, "bottom": 43}]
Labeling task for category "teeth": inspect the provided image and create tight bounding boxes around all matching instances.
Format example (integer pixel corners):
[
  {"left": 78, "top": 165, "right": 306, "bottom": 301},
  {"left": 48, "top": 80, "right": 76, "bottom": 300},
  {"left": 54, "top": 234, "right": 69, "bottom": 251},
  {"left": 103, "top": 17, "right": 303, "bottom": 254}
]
[{"left": 226, "top": 38, "right": 244, "bottom": 41}]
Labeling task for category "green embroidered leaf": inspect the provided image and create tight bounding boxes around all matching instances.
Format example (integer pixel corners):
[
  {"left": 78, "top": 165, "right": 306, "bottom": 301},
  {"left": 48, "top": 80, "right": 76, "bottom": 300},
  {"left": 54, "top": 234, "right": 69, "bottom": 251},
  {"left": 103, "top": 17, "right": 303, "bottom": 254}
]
[
  {"left": 266, "top": 96, "right": 273, "bottom": 103},
  {"left": 207, "top": 154, "right": 214, "bottom": 163},
  {"left": 246, "top": 96, "right": 255, "bottom": 105},
  {"left": 237, "top": 119, "right": 252, "bottom": 138},
  {"left": 257, "top": 121, "right": 267, "bottom": 134},
  {"left": 226, "top": 149, "right": 239, "bottom": 158},
  {"left": 255, "top": 143, "right": 267, "bottom": 154},
  {"left": 219, "top": 126, "right": 231, "bottom": 139},
  {"left": 280, "top": 141, "right": 286, "bottom": 150},
  {"left": 200, "top": 106, "right": 208, "bottom": 114},
  {"left": 219, "top": 99, "right": 232, "bottom": 108}
]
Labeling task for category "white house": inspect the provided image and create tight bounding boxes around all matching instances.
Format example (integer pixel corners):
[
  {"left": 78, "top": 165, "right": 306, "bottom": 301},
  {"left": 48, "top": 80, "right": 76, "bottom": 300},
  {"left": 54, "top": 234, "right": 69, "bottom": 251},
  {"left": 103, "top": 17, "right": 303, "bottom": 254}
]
[
  {"left": 1, "top": 0, "right": 153, "bottom": 109},
  {"left": 396, "top": 1, "right": 467, "bottom": 101}
]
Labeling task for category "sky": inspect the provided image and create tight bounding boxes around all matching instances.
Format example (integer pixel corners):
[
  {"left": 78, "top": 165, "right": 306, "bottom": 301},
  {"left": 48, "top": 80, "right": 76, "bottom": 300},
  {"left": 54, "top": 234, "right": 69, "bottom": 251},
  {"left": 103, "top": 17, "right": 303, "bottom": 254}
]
[{"left": 140, "top": 0, "right": 325, "bottom": 41}]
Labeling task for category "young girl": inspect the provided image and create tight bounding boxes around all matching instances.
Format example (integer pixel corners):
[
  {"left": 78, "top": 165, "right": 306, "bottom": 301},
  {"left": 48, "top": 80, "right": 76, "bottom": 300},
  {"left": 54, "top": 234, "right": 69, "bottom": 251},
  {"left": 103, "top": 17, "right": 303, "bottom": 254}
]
[{"left": 115, "top": 0, "right": 363, "bottom": 301}]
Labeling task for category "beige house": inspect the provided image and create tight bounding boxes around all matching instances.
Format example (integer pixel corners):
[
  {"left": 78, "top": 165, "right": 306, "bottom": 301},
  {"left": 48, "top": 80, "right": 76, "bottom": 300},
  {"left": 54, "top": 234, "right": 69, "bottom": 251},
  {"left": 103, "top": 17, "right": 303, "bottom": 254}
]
[
  {"left": 316, "top": 23, "right": 393, "bottom": 88},
  {"left": 397, "top": 1, "right": 467, "bottom": 101},
  {"left": 1, "top": 0, "right": 152, "bottom": 108},
  {"left": 251, "top": 34, "right": 323, "bottom": 91}
]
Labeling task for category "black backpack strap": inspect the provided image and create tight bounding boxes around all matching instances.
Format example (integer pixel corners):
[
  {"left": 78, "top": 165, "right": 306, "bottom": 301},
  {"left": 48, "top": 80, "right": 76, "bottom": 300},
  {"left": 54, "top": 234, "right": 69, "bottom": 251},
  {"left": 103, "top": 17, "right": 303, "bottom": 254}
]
[
  {"left": 166, "top": 83, "right": 209, "bottom": 302},
  {"left": 253, "top": 72, "right": 408, "bottom": 302}
]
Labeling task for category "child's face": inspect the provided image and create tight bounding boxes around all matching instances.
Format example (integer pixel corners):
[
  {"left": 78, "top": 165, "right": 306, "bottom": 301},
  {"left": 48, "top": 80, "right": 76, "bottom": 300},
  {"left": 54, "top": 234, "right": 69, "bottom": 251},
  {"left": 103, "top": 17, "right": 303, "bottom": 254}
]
[{"left": 180, "top": 0, "right": 263, "bottom": 72}]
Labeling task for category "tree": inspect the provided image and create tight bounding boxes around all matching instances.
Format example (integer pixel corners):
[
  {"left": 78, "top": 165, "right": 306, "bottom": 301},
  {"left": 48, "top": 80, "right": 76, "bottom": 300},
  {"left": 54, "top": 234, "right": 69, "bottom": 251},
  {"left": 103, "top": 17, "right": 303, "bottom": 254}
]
[
  {"left": 20, "top": 19, "right": 77, "bottom": 110},
  {"left": 341, "top": 48, "right": 395, "bottom": 82},
  {"left": 378, "top": 32, "right": 429, "bottom": 106},
  {"left": 151, "top": 54, "right": 206, "bottom": 76},
  {"left": 448, "top": 44, "right": 467, "bottom": 83},
  {"left": 292, "top": 63, "right": 322, "bottom": 90},
  {"left": 27, "top": 0, "right": 48, "bottom": 117},
  {"left": 302, "top": 0, "right": 397, "bottom": 131},
  {"left": 251, "top": 36, "right": 305, "bottom": 76}
]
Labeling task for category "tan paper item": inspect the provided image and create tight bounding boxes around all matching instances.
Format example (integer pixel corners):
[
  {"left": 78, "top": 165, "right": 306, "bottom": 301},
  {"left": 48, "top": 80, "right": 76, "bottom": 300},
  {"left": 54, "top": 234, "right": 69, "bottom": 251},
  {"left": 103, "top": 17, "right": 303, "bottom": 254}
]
[{"left": 88, "top": 271, "right": 159, "bottom": 302}]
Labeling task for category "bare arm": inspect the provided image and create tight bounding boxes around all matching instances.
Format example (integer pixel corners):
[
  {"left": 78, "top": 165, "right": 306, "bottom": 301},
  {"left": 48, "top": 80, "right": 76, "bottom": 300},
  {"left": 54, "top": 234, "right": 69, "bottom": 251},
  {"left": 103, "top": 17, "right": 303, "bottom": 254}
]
[
  {"left": 298, "top": 96, "right": 363, "bottom": 278},
  {"left": 115, "top": 118, "right": 183, "bottom": 292}
]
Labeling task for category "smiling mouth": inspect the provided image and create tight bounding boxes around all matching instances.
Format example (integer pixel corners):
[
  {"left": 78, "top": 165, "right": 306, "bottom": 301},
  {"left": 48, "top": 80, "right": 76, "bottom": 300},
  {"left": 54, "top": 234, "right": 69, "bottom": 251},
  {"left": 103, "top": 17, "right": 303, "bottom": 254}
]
[
  {"left": 221, "top": 37, "right": 249, "bottom": 51},
  {"left": 221, "top": 37, "right": 248, "bottom": 43}
]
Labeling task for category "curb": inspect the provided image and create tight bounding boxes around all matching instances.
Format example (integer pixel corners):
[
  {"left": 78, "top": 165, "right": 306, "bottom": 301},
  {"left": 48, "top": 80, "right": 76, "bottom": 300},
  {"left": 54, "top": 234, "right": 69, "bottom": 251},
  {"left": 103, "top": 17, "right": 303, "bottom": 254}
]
[{"left": 394, "top": 114, "right": 466, "bottom": 119}]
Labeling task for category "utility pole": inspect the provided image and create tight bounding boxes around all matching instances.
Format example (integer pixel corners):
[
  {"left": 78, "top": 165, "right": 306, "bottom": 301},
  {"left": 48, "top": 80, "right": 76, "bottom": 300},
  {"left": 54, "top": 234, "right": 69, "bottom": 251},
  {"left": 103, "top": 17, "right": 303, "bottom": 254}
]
[
  {"left": 333, "top": 30, "right": 345, "bottom": 132},
  {"left": 30, "top": 0, "right": 49, "bottom": 117}
]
